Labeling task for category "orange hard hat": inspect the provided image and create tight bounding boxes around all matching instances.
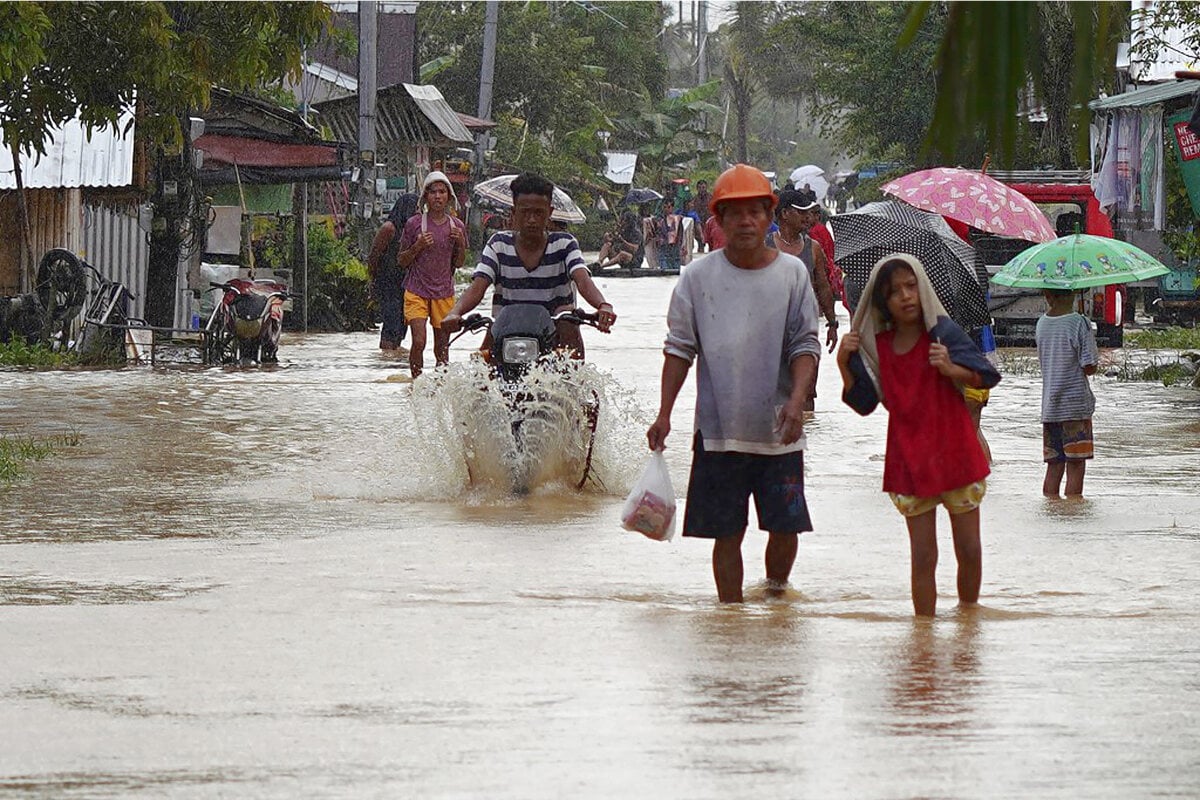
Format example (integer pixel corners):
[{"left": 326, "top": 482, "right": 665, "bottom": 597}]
[{"left": 708, "top": 163, "right": 777, "bottom": 217}]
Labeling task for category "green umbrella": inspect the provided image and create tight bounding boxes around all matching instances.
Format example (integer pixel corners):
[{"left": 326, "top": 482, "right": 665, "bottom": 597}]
[{"left": 990, "top": 233, "right": 1170, "bottom": 290}]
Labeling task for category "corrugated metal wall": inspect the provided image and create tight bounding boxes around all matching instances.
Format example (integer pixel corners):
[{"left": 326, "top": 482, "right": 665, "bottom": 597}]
[
  {"left": 81, "top": 203, "right": 150, "bottom": 320},
  {"left": 29, "top": 189, "right": 82, "bottom": 271}
]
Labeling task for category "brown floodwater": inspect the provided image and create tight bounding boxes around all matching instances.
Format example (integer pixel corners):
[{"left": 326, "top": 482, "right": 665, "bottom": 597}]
[{"left": 2, "top": 275, "right": 1199, "bottom": 798}]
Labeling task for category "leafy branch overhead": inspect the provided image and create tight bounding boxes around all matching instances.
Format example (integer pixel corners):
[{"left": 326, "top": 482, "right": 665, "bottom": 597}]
[
  {"left": 0, "top": 1, "right": 331, "bottom": 159},
  {"left": 903, "top": 1, "right": 1122, "bottom": 165}
]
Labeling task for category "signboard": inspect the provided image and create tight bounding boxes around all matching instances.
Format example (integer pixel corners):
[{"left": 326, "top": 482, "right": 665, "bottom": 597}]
[{"left": 1168, "top": 109, "right": 1200, "bottom": 216}]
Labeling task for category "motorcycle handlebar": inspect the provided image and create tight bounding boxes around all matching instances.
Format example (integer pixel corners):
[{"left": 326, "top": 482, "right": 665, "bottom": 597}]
[
  {"left": 209, "top": 281, "right": 288, "bottom": 299},
  {"left": 460, "top": 313, "right": 493, "bottom": 331},
  {"left": 552, "top": 308, "right": 601, "bottom": 327}
]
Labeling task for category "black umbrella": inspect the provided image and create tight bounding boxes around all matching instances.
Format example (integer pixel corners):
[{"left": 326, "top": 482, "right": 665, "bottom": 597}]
[
  {"left": 829, "top": 210, "right": 991, "bottom": 332},
  {"left": 621, "top": 187, "right": 664, "bottom": 206}
]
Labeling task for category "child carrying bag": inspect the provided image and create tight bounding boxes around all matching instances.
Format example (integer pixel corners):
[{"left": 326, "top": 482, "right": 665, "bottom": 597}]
[{"left": 620, "top": 450, "right": 677, "bottom": 541}]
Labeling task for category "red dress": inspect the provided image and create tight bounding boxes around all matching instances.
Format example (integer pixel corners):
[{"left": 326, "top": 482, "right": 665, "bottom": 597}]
[{"left": 877, "top": 330, "right": 990, "bottom": 496}]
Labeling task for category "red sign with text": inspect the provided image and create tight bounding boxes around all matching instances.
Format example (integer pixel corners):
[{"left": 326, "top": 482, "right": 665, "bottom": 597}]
[{"left": 1175, "top": 120, "right": 1200, "bottom": 161}]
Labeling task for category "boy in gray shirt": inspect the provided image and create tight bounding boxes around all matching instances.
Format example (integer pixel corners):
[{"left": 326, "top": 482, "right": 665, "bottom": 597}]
[{"left": 1036, "top": 289, "right": 1099, "bottom": 496}]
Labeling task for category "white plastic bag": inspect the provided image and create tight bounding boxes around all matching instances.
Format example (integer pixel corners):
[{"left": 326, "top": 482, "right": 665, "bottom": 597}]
[{"left": 620, "top": 450, "right": 677, "bottom": 541}]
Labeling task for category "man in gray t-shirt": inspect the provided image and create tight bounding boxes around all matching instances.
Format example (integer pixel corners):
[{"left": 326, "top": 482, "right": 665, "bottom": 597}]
[{"left": 647, "top": 164, "right": 821, "bottom": 603}]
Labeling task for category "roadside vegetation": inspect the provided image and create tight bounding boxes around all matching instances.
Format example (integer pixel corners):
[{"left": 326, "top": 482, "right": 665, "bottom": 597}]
[
  {"left": 999, "top": 327, "right": 1200, "bottom": 387},
  {"left": 0, "top": 340, "right": 78, "bottom": 368},
  {"left": 0, "top": 431, "right": 80, "bottom": 483},
  {"left": 1124, "top": 328, "right": 1200, "bottom": 351}
]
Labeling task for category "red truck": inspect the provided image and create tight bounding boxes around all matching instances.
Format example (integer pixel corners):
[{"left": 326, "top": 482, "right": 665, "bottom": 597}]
[{"left": 977, "top": 173, "right": 1126, "bottom": 347}]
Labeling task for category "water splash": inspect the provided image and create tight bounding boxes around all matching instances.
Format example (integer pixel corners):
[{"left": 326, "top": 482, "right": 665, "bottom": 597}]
[{"left": 410, "top": 354, "right": 648, "bottom": 497}]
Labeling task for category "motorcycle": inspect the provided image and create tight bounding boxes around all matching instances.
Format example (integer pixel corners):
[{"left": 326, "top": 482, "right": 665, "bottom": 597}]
[
  {"left": 205, "top": 278, "right": 289, "bottom": 365},
  {"left": 450, "top": 304, "right": 603, "bottom": 492}
]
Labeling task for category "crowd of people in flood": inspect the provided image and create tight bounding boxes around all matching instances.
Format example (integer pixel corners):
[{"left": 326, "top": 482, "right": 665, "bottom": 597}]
[{"left": 366, "top": 165, "right": 1099, "bottom": 617}]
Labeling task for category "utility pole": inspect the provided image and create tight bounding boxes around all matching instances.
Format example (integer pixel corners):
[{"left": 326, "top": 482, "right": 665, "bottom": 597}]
[
  {"left": 295, "top": 48, "right": 312, "bottom": 332},
  {"left": 692, "top": 1, "right": 698, "bottom": 51},
  {"left": 356, "top": 0, "right": 379, "bottom": 262},
  {"left": 475, "top": 1, "right": 499, "bottom": 181},
  {"left": 357, "top": 0, "right": 378, "bottom": 222},
  {"left": 697, "top": 0, "right": 708, "bottom": 85}
]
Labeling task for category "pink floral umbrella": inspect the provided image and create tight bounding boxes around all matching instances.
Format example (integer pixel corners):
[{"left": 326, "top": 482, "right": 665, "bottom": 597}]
[{"left": 881, "top": 167, "right": 1056, "bottom": 243}]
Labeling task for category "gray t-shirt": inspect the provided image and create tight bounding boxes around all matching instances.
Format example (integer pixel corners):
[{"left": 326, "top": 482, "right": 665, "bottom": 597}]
[
  {"left": 664, "top": 250, "right": 821, "bottom": 454},
  {"left": 1036, "top": 312, "right": 1098, "bottom": 423}
]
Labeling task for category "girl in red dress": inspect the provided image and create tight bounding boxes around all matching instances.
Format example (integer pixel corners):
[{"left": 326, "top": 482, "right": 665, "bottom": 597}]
[{"left": 837, "top": 255, "right": 1000, "bottom": 616}]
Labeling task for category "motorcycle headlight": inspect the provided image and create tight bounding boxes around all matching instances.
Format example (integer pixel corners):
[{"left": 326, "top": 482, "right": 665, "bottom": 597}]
[{"left": 501, "top": 337, "right": 539, "bottom": 364}]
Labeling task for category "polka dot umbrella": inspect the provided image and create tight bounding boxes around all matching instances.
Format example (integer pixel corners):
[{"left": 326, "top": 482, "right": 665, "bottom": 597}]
[{"left": 829, "top": 207, "right": 991, "bottom": 332}]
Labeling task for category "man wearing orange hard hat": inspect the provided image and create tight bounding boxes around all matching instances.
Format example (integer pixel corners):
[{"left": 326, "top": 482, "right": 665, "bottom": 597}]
[{"left": 647, "top": 163, "right": 822, "bottom": 603}]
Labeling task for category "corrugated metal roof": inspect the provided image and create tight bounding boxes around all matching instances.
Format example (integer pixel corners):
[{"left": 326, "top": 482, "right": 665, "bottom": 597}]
[
  {"left": 402, "top": 84, "right": 473, "bottom": 142},
  {"left": 1088, "top": 80, "right": 1200, "bottom": 111},
  {"left": 0, "top": 110, "right": 135, "bottom": 190},
  {"left": 313, "top": 83, "right": 473, "bottom": 148},
  {"left": 457, "top": 111, "right": 496, "bottom": 131}
]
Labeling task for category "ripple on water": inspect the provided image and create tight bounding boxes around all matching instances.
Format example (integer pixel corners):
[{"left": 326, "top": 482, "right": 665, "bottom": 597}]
[{"left": 0, "top": 575, "right": 216, "bottom": 605}]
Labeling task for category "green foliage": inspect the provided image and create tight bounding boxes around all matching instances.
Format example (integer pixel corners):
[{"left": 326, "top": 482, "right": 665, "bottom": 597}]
[
  {"left": 0, "top": 339, "right": 78, "bottom": 368},
  {"left": 1130, "top": 2, "right": 1200, "bottom": 67},
  {"left": 0, "top": 4, "right": 50, "bottom": 86},
  {"left": 1126, "top": 328, "right": 1200, "bottom": 350},
  {"left": 0, "top": 431, "right": 80, "bottom": 483},
  {"left": 259, "top": 219, "right": 370, "bottom": 332},
  {"left": 613, "top": 81, "right": 724, "bottom": 186},
  {"left": 1160, "top": 139, "right": 1200, "bottom": 266},
  {"left": 417, "top": 2, "right": 667, "bottom": 187},
  {"left": 767, "top": 2, "right": 961, "bottom": 167},
  {"left": 1131, "top": 360, "right": 1195, "bottom": 387},
  {"left": 0, "top": 2, "right": 331, "bottom": 158},
  {"left": 570, "top": 215, "right": 618, "bottom": 251},
  {"left": 852, "top": 166, "right": 910, "bottom": 205}
]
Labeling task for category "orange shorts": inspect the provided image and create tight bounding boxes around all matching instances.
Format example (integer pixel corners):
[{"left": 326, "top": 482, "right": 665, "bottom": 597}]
[{"left": 404, "top": 292, "right": 455, "bottom": 327}]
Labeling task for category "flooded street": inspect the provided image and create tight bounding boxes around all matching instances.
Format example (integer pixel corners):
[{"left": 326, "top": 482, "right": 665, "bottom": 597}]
[{"left": 3, "top": 274, "right": 1200, "bottom": 798}]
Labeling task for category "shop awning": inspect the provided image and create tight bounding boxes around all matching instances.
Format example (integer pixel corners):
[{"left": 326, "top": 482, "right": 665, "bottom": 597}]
[
  {"left": 194, "top": 133, "right": 349, "bottom": 185},
  {"left": 1089, "top": 80, "right": 1200, "bottom": 111}
]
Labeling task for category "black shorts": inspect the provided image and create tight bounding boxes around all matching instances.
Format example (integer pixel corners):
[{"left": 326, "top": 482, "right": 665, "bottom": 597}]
[{"left": 682, "top": 434, "right": 812, "bottom": 539}]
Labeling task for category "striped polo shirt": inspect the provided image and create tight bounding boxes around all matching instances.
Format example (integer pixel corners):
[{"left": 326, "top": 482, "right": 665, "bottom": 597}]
[
  {"left": 1036, "top": 312, "right": 1099, "bottom": 423},
  {"left": 474, "top": 231, "right": 588, "bottom": 312}
]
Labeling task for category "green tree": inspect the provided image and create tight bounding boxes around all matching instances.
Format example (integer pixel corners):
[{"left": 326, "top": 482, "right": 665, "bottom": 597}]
[
  {"left": 416, "top": 1, "right": 667, "bottom": 191},
  {"left": 767, "top": 2, "right": 961, "bottom": 167},
  {"left": 612, "top": 80, "right": 724, "bottom": 186},
  {"left": 0, "top": 2, "right": 331, "bottom": 323},
  {"left": 714, "top": 2, "right": 773, "bottom": 163},
  {"left": 1130, "top": 2, "right": 1200, "bottom": 73}
]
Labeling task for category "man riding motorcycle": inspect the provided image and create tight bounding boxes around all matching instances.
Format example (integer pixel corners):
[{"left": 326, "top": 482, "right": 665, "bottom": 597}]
[{"left": 442, "top": 172, "right": 616, "bottom": 358}]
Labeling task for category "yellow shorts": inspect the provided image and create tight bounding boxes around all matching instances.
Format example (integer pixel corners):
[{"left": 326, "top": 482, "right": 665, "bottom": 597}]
[
  {"left": 890, "top": 480, "right": 987, "bottom": 518},
  {"left": 404, "top": 292, "right": 455, "bottom": 327},
  {"left": 962, "top": 386, "right": 990, "bottom": 405}
]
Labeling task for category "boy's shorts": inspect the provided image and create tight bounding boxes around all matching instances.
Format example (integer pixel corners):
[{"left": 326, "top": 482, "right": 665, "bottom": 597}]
[
  {"left": 682, "top": 434, "right": 812, "bottom": 539},
  {"left": 1043, "top": 419, "right": 1094, "bottom": 462},
  {"left": 404, "top": 292, "right": 455, "bottom": 327},
  {"left": 890, "top": 480, "right": 987, "bottom": 518}
]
